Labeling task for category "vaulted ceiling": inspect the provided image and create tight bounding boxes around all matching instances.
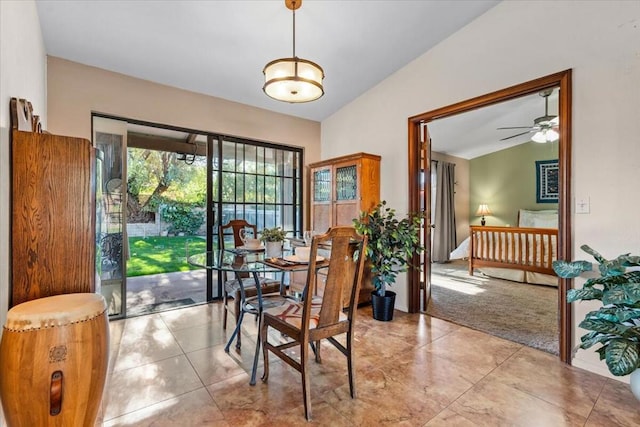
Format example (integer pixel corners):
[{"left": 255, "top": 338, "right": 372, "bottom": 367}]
[{"left": 35, "top": 0, "right": 499, "bottom": 122}]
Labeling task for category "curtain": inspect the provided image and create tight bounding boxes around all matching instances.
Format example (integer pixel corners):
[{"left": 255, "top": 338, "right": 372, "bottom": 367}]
[{"left": 432, "top": 161, "right": 456, "bottom": 263}]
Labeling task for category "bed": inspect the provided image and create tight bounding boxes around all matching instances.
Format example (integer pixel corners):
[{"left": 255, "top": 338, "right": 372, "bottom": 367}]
[{"left": 450, "top": 209, "right": 558, "bottom": 286}]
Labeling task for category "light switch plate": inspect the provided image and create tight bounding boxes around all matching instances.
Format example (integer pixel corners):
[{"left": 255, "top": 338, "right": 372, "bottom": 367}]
[{"left": 576, "top": 196, "right": 590, "bottom": 214}]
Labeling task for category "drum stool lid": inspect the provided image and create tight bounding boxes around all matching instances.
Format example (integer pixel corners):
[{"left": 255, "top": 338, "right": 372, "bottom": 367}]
[{"left": 4, "top": 293, "right": 107, "bottom": 332}]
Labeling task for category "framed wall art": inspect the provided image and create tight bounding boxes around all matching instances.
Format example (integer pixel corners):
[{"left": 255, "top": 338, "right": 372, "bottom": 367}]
[{"left": 536, "top": 159, "right": 559, "bottom": 203}]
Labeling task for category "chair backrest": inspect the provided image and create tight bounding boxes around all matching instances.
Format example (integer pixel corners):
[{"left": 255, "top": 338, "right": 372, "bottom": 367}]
[
  {"left": 303, "top": 226, "right": 367, "bottom": 329},
  {"left": 219, "top": 219, "right": 258, "bottom": 249}
]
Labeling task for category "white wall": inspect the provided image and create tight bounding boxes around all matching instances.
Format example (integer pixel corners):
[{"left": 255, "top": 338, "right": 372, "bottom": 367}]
[
  {"left": 322, "top": 0, "right": 640, "bottom": 377},
  {"left": 0, "top": 0, "right": 47, "bottom": 335}
]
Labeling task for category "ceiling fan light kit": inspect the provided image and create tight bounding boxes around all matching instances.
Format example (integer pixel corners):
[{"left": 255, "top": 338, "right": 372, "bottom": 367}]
[
  {"left": 498, "top": 89, "right": 559, "bottom": 143},
  {"left": 263, "top": 0, "right": 325, "bottom": 103}
]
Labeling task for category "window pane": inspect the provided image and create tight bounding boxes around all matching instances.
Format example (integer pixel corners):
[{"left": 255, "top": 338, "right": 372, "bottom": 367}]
[
  {"left": 222, "top": 141, "right": 236, "bottom": 172},
  {"left": 264, "top": 147, "right": 276, "bottom": 176}
]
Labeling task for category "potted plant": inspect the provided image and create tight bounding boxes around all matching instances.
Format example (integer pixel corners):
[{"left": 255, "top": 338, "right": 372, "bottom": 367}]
[
  {"left": 353, "top": 201, "right": 425, "bottom": 321},
  {"left": 553, "top": 245, "right": 640, "bottom": 398},
  {"left": 260, "top": 226, "right": 287, "bottom": 258}
]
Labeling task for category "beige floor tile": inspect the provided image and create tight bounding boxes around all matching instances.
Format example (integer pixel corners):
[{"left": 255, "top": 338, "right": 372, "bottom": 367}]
[
  {"left": 323, "top": 368, "right": 444, "bottom": 426},
  {"left": 159, "top": 302, "right": 223, "bottom": 332},
  {"left": 171, "top": 320, "right": 232, "bottom": 353},
  {"left": 423, "top": 408, "right": 477, "bottom": 426},
  {"left": 448, "top": 377, "right": 587, "bottom": 426},
  {"left": 111, "top": 315, "right": 183, "bottom": 371},
  {"left": 102, "top": 354, "right": 203, "bottom": 421},
  {"left": 586, "top": 378, "right": 640, "bottom": 426},
  {"left": 187, "top": 343, "right": 255, "bottom": 386},
  {"left": 382, "top": 347, "right": 479, "bottom": 408},
  {"left": 207, "top": 365, "right": 307, "bottom": 422},
  {"left": 422, "top": 327, "right": 522, "bottom": 372},
  {"left": 103, "top": 388, "right": 226, "bottom": 426},
  {"left": 487, "top": 346, "right": 606, "bottom": 419}
]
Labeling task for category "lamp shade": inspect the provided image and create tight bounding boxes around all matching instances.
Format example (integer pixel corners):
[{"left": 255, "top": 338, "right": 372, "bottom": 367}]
[
  {"left": 476, "top": 204, "right": 492, "bottom": 216},
  {"left": 263, "top": 57, "right": 324, "bottom": 103}
]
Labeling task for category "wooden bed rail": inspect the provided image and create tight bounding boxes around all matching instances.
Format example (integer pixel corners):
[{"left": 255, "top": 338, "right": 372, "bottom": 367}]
[{"left": 469, "top": 226, "right": 558, "bottom": 276}]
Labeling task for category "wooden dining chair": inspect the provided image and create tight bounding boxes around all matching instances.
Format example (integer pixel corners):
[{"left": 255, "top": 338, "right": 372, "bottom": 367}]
[
  {"left": 219, "top": 220, "right": 281, "bottom": 332},
  {"left": 259, "top": 226, "right": 367, "bottom": 421}
]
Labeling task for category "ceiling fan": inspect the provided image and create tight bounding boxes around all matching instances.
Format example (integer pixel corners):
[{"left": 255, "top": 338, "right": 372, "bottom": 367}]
[{"left": 498, "top": 89, "right": 559, "bottom": 143}]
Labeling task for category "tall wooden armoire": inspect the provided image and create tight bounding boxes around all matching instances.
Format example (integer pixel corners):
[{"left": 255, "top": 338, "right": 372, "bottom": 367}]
[
  {"left": 309, "top": 152, "right": 381, "bottom": 233},
  {"left": 10, "top": 98, "right": 96, "bottom": 307}
]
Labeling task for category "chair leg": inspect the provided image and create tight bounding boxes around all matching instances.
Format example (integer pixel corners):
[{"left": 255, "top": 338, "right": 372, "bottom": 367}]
[
  {"left": 314, "top": 340, "right": 322, "bottom": 363},
  {"left": 301, "top": 340, "right": 312, "bottom": 421},
  {"left": 260, "top": 319, "right": 270, "bottom": 382},
  {"left": 222, "top": 290, "right": 228, "bottom": 330},
  {"left": 234, "top": 294, "right": 242, "bottom": 348},
  {"left": 347, "top": 331, "right": 356, "bottom": 399}
]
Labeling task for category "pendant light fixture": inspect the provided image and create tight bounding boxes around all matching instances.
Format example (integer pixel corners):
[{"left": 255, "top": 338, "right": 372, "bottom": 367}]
[{"left": 263, "top": 0, "right": 324, "bottom": 103}]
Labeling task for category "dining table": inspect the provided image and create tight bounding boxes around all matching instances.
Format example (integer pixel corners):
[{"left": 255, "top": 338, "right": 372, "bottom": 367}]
[{"left": 187, "top": 249, "right": 328, "bottom": 385}]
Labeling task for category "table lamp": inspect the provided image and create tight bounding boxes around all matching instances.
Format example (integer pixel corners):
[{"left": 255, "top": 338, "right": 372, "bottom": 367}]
[{"left": 476, "top": 203, "right": 492, "bottom": 226}]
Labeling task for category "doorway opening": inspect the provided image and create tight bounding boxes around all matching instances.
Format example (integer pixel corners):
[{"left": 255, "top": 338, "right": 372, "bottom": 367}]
[{"left": 407, "top": 70, "right": 573, "bottom": 362}]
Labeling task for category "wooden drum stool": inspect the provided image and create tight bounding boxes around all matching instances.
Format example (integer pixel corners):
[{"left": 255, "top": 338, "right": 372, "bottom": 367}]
[{"left": 0, "top": 293, "right": 109, "bottom": 426}]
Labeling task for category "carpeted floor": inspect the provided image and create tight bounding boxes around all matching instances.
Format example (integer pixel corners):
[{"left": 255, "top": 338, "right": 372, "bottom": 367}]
[{"left": 428, "top": 260, "right": 559, "bottom": 355}]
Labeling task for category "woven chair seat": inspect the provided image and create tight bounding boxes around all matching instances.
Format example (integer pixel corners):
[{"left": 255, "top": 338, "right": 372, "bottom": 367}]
[{"left": 264, "top": 296, "right": 346, "bottom": 329}]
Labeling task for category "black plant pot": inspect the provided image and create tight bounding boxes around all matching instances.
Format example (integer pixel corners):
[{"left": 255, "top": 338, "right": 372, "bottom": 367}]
[{"left": 371, "top": 291, "right": 396, "bottom": 321}]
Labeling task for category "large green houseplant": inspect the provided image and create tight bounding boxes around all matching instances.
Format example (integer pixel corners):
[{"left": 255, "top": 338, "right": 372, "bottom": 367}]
[
  {"left": 353, "top": 201, "right": 425, "bottom": 320},
  {"left": 553, "top": 245, "right": 640, "bottom": 377}
]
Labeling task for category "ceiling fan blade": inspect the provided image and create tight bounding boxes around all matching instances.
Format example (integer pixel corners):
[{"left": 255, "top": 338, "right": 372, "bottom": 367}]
[
  {"left": 497, "top": 126, "right": 533, "bottom": 130},
  {"left": 499, "top": 130, "right": 533, "bottom": 141}
]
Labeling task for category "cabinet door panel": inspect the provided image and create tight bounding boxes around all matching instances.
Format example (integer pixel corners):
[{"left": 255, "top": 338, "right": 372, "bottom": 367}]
[
  {"left": 334, "top": 203, "right": 359, "bottom": 227},
  {"left": 312, "top": 204, "right": 332, "bottom": 235}
]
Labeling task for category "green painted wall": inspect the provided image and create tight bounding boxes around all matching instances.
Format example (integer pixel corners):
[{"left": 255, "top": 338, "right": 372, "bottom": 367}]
[{"left": 470, "top": 141, "right": 558, "bottom": 226}]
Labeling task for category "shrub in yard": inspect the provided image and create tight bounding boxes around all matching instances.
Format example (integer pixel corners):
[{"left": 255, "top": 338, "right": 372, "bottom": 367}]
[{"left": 160, "top": 202, "right": 204, "bottom": 235}]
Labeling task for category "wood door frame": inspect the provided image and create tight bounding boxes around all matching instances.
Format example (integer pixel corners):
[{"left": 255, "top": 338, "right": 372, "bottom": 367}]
[{"left": 407, "top": 70, "right": 573, "bottom": 363}]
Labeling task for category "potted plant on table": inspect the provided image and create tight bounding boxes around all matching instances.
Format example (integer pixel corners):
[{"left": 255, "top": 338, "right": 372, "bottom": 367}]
[
  {"left": 260, "top": 226, "right": 287, "bottom": 258},
  {"left": 553, "top": 245, "right": 640, "bottom": 399},
  {"left": 353, "top": 201, "right": 425, "bottom": 321}
]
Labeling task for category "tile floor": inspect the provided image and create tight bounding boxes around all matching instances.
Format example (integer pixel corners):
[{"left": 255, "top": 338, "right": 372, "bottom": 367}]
[{"left": 93, "top": 302, "right": 640, "bottom": 426}]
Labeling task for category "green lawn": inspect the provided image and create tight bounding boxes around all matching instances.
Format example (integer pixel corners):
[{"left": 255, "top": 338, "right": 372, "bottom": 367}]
[{"left": 126, "top": 236, "right": 207, "bottom": 277}]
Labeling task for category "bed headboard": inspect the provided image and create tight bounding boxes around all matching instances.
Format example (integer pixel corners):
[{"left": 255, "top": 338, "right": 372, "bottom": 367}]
[{"left": 518, "top": 209, "right": 558, "bottom": 228}]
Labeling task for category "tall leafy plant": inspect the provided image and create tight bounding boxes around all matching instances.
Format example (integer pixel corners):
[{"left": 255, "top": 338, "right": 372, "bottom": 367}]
[
  {"left": 353, "top": 201, "right": 425, "bottom": 296},
  {"left": 553, "top": 245, "right": 640, "bottom": 376}
]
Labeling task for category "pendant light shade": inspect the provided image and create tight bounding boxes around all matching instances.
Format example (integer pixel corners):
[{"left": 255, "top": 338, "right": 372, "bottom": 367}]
[{"left": 263, "top": 0, "right": 324, "bottom": 103}]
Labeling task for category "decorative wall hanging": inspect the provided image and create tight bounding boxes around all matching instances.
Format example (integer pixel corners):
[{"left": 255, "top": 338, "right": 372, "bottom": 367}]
[{"left": 536, "top": 159, "right": 559, "bottom": 203}]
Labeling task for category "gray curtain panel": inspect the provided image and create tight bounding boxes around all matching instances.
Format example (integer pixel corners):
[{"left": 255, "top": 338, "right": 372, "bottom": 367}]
[{"left": 432, "top": 161, "right": 456, "bottom": 263}]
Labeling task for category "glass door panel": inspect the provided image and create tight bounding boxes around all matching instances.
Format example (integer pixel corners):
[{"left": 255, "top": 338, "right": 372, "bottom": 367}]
[{"left": 93, "top": 117, "right": 127, "bottom": 318}]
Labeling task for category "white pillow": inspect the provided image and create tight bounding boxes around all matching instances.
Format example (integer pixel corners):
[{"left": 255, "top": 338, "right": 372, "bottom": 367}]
[
  {"left": 518, "top": 209, "right": 558, "bottom": 228},
  {"left": 532, "top": 216, "right": 558, "bottom": 228}
]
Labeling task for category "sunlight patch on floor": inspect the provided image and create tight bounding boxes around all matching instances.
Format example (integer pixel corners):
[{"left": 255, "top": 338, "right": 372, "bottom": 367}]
[{"left": 431, "top": 276, "right": 487, "bottom": 295}]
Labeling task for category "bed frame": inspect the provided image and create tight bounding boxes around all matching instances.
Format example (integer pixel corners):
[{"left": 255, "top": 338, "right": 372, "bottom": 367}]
[{"left": 468, "top": 226, "right": 558, "bottom": 277}]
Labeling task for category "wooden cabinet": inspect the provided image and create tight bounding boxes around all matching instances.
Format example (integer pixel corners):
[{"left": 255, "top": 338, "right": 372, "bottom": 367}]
[
  {"left": 10, "top": 100, "right": 96, "bottom": 307},
  {"left": 309, "top": 152, "right": 381, "bottom": 233}
]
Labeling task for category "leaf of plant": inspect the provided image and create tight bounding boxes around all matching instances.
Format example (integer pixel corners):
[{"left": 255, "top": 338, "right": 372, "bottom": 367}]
[
  {"left": 553, "top": 260, "right": 592, "bottom": 278},
  {"left": 599, "top": 261, "right": 627, "bottom": 277},
  {"left": 603, "top": 283, "right": 640, "bottom": 305},
  {"left": 580, "top": 245, "right": 606, "bottom": 263},
  {"left": 579, "top": 331, "right": 612, "bottom": 350},
  {"left": 585, "top": 271, "right": 640, "bottom": 289},
  {"left": 621, "top": 255, "right": 640, "bottom": 267},
  {"left": 567, "top": 287, "right": 603, "bottom": 303},
  {"left": 579, "top": 318, "right": 630, "bottom": 336},
  {"left": 605, "top": 339, "right": 640, "bottom": 376}
]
